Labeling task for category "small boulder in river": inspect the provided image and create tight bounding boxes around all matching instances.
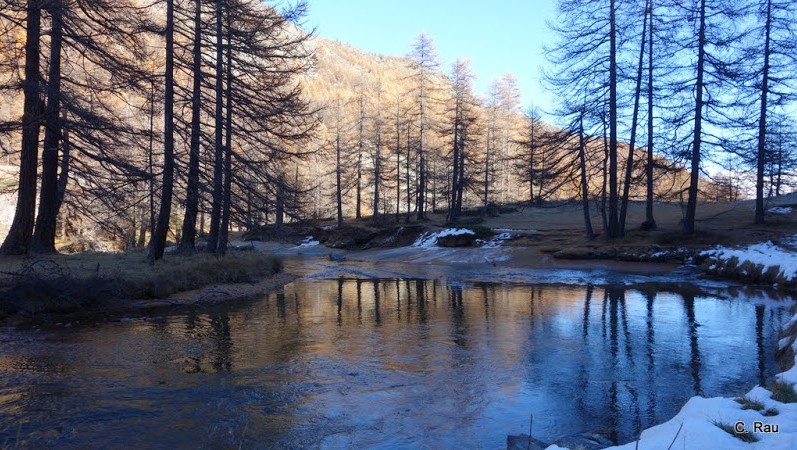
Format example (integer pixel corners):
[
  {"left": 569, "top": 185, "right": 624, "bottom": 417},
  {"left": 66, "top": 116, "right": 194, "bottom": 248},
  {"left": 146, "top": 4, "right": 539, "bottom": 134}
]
[
  {"left": 436, "top": 233, "right": 477, "bottom": 247},
  {"left": 506, "top": 434, "right": 548, "bottom": 450},
  {"left": 553, "top": 431, "right": 614, "bottom": 450}
]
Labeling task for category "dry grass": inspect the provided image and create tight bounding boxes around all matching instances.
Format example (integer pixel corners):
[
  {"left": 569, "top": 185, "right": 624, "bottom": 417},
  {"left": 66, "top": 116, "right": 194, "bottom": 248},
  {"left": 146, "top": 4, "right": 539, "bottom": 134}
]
[
  {"left": 769, "top": 381, "right": 797, "bottom": 403},
  {"left": 713, "top": 421, "right": 759, "bottom": 443},
  {"left": 320, "top": 195, "right": 797, "bottom": 253},
  {"left": 735, "top": 396, "right": 765, "bottom": 411},
  {"left": 470, "top": 197, "right": 797, "bottom": 254},
  {"left": 0, "top": 250, "right": 282, "bottom": 315}
]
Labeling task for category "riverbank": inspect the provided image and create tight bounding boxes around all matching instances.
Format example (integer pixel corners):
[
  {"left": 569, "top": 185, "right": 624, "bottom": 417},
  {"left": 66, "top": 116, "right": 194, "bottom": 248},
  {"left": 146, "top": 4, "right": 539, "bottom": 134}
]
[
  {"left": 247, "top": 195, "right": 797, "bottom": 289},
  {"left": 0, "top": 234, "right": 795, "bottom": 448},
  {"left": 0, "top": 250, "right": 287, "bottom": 319}
]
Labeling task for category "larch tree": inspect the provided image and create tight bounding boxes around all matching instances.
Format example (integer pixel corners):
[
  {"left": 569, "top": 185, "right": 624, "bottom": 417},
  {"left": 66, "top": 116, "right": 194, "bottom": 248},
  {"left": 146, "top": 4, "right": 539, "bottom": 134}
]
[
  {"left": 746, "top": 0, "right": 796, "bottom": 223},
  {"left": 1, "top": 0, "right": 41, "bottom": 255},
  {"left": 408, "top": 32, "right": 439, "bottom": 220},
  {"left": 545, "top": 0, "right": 622, "bottom": 238},
  {"left": 148, "top": 0, "right": 175, "bottom": 263},
  {"left": 660, "top": 0, "right": 741, "bottom": 234},
  {"left": 643, "top": 0, "right": 657, "bottom": 230},
  {"left": 178, "top": 0, "right": 204, "bottom": 251},
  {"left": 206, "top": 0, "right": 225, "bottom": 253},
  {"left": 29, "top": 0, "right": 63, "bottom": 253},
  {"left": 371, "top": 82, "right": 385, "bottom": 222},
  {"left": 444, "top": 59, "right": 479, "bottom": 224},
  {"left": 618, "top": 0, "right": 651, "bottom": 235}
]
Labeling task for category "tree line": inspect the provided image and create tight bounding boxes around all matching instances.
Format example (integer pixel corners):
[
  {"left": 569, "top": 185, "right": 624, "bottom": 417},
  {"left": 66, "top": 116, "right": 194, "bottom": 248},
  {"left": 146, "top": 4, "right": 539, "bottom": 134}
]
[
  {"left": 0, "top": 0, "right": 314, "bottom": 259},
  {"left": 545, "top": 0, "right": 796, "bottom": 238},
  {"left": 0, "top": 0, "right": 794, "bottom": 258}
]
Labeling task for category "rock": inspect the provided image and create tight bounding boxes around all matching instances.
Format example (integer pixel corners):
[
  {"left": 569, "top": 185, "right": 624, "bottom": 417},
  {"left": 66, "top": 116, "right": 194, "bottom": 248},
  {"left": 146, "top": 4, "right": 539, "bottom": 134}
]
[
  {"left": 506, "top": 434, "right": 548, "bottom": 450},
  {"left": 553, "top": 431, "right": 614, "bottom": 450},
  {"left": 437, "top": 233, "right": 477, "bottom": 247},
  {"left": 321, "top": 224, "right": 425, "bottom": 250},
  {"left": 328, "top": 252, "right": 346, "bottom": 262}
]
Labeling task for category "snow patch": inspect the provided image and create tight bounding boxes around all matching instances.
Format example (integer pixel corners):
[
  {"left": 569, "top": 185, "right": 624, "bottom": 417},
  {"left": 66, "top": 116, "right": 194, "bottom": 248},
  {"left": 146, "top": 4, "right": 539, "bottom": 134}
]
[
  {"left": 493, "top": 228, "right": 538, "bottom": 233},
  {"left": 768, "top": 206, "right": 793, "bottom": 215},
  {"left": 477, "top": 232, "right": 512, "bottom": 248},
  {"left": 296, "top": 236, "right": 320, "bottom": 248},
  {"left": 413, "top": 228, "right": 475, "bottom": 248},
  {"left": 701, "top": 241, "right": 797, "bottom": 281}
]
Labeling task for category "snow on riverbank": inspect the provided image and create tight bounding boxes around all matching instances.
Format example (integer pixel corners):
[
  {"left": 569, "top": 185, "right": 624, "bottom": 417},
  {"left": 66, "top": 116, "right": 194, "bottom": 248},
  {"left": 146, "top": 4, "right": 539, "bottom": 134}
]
[
  {"left": 478, "top": 232, "right": 512, "bottom": 248},
  {"left": 413, "top": 228, "right": 515, "bottom": 249},
  {"left": 702, "top": 238, "right": 797, "bottom": 282},
  {"left": 769, "top": 206, "right": 794, "bottom": 215},
  {"left": 296, "top": 236, "right": 320, "bottom": 248},
  {"left": 575, "top": 239, "right": 797, "bottom": 449},
  {"left": 413, "top": 228, "right": 475, "bottom": 247},
  {"left": 589, "top": 311, "right": 797, "bottom": 450}
]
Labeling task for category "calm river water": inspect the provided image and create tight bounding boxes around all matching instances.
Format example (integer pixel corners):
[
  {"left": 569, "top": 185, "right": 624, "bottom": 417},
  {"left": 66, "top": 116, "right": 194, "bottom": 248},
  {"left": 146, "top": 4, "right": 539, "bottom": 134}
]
[{"left": 0, "top": 279, "right": 792, "bottom": 448}]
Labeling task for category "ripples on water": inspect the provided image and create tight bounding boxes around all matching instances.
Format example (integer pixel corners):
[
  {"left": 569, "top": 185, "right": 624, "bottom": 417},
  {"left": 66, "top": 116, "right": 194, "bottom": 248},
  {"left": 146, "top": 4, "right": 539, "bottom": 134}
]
[{"left": 0, "top": 279, "right": 792, "bottom": 448}]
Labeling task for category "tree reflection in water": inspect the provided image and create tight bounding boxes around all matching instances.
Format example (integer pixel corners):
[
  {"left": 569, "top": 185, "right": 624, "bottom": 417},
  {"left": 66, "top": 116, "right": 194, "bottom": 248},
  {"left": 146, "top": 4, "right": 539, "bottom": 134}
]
[{"left": 0, "top": 279, "right": 791, "bottom": 448}]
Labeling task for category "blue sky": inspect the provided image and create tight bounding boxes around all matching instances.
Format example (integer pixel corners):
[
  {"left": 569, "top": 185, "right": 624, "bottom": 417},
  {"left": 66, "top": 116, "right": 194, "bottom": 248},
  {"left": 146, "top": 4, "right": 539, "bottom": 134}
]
[{"left": 302, "top": 0, "right": 558, "bottom": 113}]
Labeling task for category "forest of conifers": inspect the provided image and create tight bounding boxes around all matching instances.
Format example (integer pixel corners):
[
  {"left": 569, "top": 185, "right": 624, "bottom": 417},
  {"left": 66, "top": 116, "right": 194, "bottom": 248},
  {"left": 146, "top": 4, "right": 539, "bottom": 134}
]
[{"left": 0, "top": 0, "right": 794, "bottom": 259}]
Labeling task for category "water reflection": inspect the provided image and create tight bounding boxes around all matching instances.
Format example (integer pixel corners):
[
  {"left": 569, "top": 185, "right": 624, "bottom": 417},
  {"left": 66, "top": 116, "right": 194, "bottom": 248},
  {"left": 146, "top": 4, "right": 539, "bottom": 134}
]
[{"left": 0, "top": 279, "right": 792, "bottom": 448}]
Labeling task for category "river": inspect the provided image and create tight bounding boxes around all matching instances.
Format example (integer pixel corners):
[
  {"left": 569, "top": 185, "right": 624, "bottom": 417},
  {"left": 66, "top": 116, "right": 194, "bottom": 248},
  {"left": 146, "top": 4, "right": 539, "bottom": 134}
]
[{"left": 0, "top": 278, "right": 792, "bottom": 448}]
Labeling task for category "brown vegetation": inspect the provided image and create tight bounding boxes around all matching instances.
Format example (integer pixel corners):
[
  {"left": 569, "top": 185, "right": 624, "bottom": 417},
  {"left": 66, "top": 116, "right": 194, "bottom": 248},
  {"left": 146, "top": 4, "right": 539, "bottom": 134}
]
[{"left": 0, "top": 250, "right": 283, "bottom": 317}]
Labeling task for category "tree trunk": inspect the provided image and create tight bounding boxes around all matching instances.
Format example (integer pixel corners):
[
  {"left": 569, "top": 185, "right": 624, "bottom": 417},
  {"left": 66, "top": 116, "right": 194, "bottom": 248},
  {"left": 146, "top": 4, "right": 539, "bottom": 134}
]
[
  {"left": 483, "top": 137, "right": 490, "bottom": 215},
  {"left": 180, "top": 0, "right": 203, "bottom": 250},
  {"left": 416, "top": 153, "right": 425, "bottom": 219},
  {"left": 147, "top": 79, "right": 155, "bottom": 247},
  {"left": 600, "top": 111, "right": 609, "bottom": 232},
  {"left": 56, "top": 109, "right": 69, "bottom": 213},
  {"left": 775, "top": 135, "right": 782, "bottom": 196},
  {"left": 417, "top": 101, "right": 426, "bottom": 221},
  {"left": 405, "top": 122, "right": 411, "bottom": 223},
  {"left": 448, "top": 104, "right": 460, "bottom": 224},
  {"left": 579, "top": 112, "right": 595, "bottom": 240},
  {"left": 395, "top": 103, "right": 401, "bottom": 223},
  {"left": 31, "top": 0, "right": 64, "bottom": 254},
  {"left": 456, "top": 135, "right": 465, "bottom": 214},
  {"left": 147, "top": 0, "right": 175, "bottom": 263},
  {"left": 619, "top": 3, "right": 648, "bottom": 235},
  {"left": 529, "top": 117, "right": 535, "bottom": 205},
  {"left": 275, "top": 175, "right": 284, "bottom": 226},
  {"left": 537, "top": 144, "right": 545, "bottom": 206},
  {"left": 218, "top": 11, "right": 233, "bottom": 256},
  {"left": 644, "top": 0, "right": 657, "bottom": 230},
  {"left": 431, "top": 158, "right": 436, "bottom": 213},
  {"left": 1, "top": 1, "right": 42, "bottom": 255},
  {"left": 608, "top": 0, "right": 619, "bottom": 238},
  {"left": 684, "top": 0, "right": 706, "bottom": 235},
  {"left": 754, "top": 0, "right": 771, "bottom": 225},
  {"left": 207, "top": 0, "right": 225, "bottom": 253},
  {"left": 372, "top": 130, "right": 381, "bottom": 222},
  {"left": 335, "top": 122, "right": 343, "bottom": 227},
  {"left": 137, "top": 205, "right": 147, "bottom": 248}
]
